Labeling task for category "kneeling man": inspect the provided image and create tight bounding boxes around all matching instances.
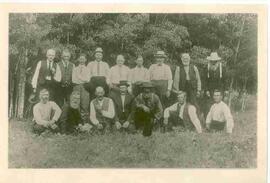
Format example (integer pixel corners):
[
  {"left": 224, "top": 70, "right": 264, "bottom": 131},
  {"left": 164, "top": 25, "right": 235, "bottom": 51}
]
[
  {"left": 206, "top": 89, "right": 234, "bottom": 133},
  {"left": 90, "top": 86, "right": 115, "bottom": 132},
  {"left": 110, "top": 80, "right": 135, "bottom": 132},
  {"left": 32, "top": 89, "right": 62, "bottom": 135},
  {"left": 163, "top": 91, "right": 202, "bottom": 133}
]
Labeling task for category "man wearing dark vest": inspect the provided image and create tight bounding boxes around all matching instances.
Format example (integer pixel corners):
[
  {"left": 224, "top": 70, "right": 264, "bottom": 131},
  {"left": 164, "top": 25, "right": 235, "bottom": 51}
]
[
  {"left": 109, "top": 80, "right": 135, "bottom": 133},
  {"left": 90, "top": 86, "right": 115, "bottom": 133},
  {"left": 86, "top": 47, "right": 110, "bottom": 99},
  {"left": 130, "top": 82, "right": 163, "bottom": 137},
  {"left": 31, "top": 49, "right": 61, "bottom": 102},
  {"left": 163, "top": 91, "right": 202, "bottom": 133},
  {"left": 57, "top": 49, "right": 75, "bottom": 107},
  {"left": 172, "top": 53, "right": 201, "bottom": 106}
]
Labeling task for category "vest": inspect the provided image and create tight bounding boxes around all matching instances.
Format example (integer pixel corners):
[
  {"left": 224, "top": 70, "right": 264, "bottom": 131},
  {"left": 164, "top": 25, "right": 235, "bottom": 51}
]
[
  {"left": 37, "top": 60, "right": 57, "bottom": 85},
  {"left": 93, "top": 97, "right": 110, "bottom": 121},
  {"left": 179, "top": 64, "right": 197, "bottom": 90},
  {"left": 176, "top": 103, "right": 195, "bottom": 130},
  {"left": 59, "top": 61, "right": 74, "bottom": 84}
]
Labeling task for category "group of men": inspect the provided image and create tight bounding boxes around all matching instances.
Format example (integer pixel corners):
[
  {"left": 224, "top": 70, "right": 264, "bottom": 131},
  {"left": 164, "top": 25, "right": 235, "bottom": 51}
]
[{"left": 32, "top": 47, "right": 234, "bottom": 137}]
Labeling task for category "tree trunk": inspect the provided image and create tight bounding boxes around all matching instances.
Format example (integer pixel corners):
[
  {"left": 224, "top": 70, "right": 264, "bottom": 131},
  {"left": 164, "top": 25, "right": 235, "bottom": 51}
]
[{"left": 16, "top": 48, "right": 29, "bottom": 119}]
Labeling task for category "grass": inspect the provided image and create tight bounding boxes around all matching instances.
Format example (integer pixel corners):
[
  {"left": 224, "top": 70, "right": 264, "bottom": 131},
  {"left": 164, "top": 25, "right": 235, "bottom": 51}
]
[{"left": 8, "top": 96, "right": 257, "bottom": 168}]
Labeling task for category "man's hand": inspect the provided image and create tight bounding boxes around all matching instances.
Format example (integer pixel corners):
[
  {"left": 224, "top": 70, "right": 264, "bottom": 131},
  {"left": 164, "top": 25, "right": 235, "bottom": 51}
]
[
  {"left": 97, "top": 123, "right": 103, "bottom": 130},
  {"left": 122, "top": 121, "right": 129, "bottom": 128},
  {"left": 115, "top": 121, "right": 122, "bottom": 129},
  {"left": 50, "top": 123, "right": 58, "bottom": 130},
  {"left": 206, "top": 123, "right": 210, "bottom": 130},
  {"left": 166, "top": 90, "right": 171, "bottom": 98},
  {"left": 196, "top": 90, "right": 201, "bottom": 97},
  {"left": 142, "top": 106, "right": 150, "bottom": 113},
  {"left": 206, "top": 91, "right": 210, "bottom": 97},
  {"left": 51, "top": 67, "right": 56, "bottom": 74},
  {"left": 163, "top": 118, "right": 169, "bottom": 125},
  {"left": 33, "top": 88, "right": 37, "bottom": 93}
]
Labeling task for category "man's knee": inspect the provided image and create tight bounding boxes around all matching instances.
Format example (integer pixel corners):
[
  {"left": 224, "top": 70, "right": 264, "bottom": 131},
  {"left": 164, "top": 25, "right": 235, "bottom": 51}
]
[{"left": 32, "top": 124, "right": 46, "bottom": 135}]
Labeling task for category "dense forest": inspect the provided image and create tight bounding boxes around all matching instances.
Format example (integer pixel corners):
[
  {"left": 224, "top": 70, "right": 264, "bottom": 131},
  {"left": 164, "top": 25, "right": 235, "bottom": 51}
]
[{"left": 8, "top": 13, "right": 257, "bottom": 119}]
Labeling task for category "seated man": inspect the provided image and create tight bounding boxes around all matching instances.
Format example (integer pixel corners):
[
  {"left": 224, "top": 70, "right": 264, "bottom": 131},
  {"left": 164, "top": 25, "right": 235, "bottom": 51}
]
[
  {"left": 206, "top": 89, "right": 234, "bottom": 133},
  {"left": 59, "top": 91, "right": 92, "bottom": 134},
  {"left": 90, "top": 86, "right": 115, "bottom": 133},
  {"left": 131, "top": 82, "right": 163, "bottom": 137},
  {"left": 109, "top": 80, "right": 135, "bottom": 133},
  {"left": 32, "top": 89, "right": 62, "bottom": 135},
  {"left": 163, "top": 91, "right": 202, "bottom": 133}
]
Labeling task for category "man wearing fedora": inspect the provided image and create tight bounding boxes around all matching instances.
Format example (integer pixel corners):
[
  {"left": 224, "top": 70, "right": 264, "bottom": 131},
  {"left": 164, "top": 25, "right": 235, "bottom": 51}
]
[
  {"left": 31, "top": 49, "right": 61, "bottom": 103},
  {"left": 86, "top": 47, "right": 110, "bottom": 99},
  {"left": 205, "top": 52, "right": 228, "bottom": 97},
  {"left": 129, "top": 55, "right": 150, "bottom": 96},
  {"left": 172, "top": 53, "right": 201, "bottom": 106},
  {"left": 109, "top": 80, "right": 135, "bottom": 133},
  {"left": 149, "top": 50, "right": 173, "bottom": 107},
  {"left": 130, "top": 82, "right": 163, "bottom": 137}
]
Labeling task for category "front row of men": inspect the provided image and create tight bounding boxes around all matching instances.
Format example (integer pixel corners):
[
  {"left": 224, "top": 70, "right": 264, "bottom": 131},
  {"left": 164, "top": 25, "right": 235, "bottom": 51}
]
[{"left": 33, "top": 81, "right": 234, "bottom": 137}]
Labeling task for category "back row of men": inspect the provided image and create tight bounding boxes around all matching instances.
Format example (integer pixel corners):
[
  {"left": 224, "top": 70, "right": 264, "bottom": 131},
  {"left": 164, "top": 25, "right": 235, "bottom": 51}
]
[{"left": 32, "top": 47, "right": 234, "bottom": 136}]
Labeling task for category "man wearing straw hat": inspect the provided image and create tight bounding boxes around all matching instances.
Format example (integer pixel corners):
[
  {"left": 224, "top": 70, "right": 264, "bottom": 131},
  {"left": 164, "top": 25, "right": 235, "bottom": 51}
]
[
  {"left": 205, "top": 52, "right": 228, "bottom": 97},
  {"left": 86, "top": 47, "right": 110, "bottom": 99},
  {"left": 149, "top": 50, "right": 173, "bottom": 107}
]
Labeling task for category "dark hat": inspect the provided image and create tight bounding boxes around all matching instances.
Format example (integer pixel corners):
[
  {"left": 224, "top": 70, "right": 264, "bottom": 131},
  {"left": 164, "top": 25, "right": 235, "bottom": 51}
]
[
  {"left": 141, "top": 82, "right": 154, "bottom": 88},
  {"left": 117, "top": 80, "right": 130, "bottom": 87},
  {"left": 154, "top": 50, "right": 167, "bottom": 58},
  {"left": 95, "top": 47, "right": 103, "bottom": 53},
  {"left": 28, "top": 93, "right": 39, "bottom": 104}
]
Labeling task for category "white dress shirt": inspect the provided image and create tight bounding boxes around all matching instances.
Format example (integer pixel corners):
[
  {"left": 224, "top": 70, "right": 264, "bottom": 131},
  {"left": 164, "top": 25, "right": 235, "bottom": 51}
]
[
  {"left": 108, "top": 64, "right": 131, "bottom": 85},
  {"left": 129, "top": 66, "right": 150, "bottom": 83},
  {"left": 149, "top": 63, "right": 173, "bottom": 90},
  {"left": 206, "top": 101, "right": 234, "bottom": 133},
  {"left": 72, "top": 65, "right": 90, "bottom": 84},
  {"left": 164, "top": 102, "right": 202, "bottom": 133},
  {"left": 89, "top": 98, "right": 115, "bottom": 125},
  {"left": 33, "top": 101, "right": 62, "bottom": 126},
  {"left": 87, "top": 60, "right": 110, "bottom": 83},
  {"left": 31, "top": 60, "right": 61, "bottom": 89}
]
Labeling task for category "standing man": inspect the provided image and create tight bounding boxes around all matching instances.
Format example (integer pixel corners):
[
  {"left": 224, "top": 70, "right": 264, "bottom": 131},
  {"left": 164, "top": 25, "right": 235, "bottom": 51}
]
[
  {"left": 110, "top": 81, "right": 135, "bottom": 133},
  {"left": 206, "top": 89, "right": 234, "bottom": 133},
  {"left": 32, "top": 89, "right": 62, "bottom": 135},
  {"left": 131, "top": 82, "right": 163, "bottom": 137},
  {"left": 172, "top": 53, "right": 201, "bottom": 106},
  {"left": 205, "top": 52, "right": 228, "bottom": 97},
  {"left": 31, "top": 49, "right": 61, "bottom": 102},
  {"left": 90, "top": 86, "right": 115, "bottom": 133},
  {"left": 149, "top": 50, "right": 173, "bottom": 107},
  {"left": 57, "top": 49, "right": 75, "bottom": 107},
  {"left": 163, "top": 91, "right": 202, "bottom": 133},
  {"left": 86, "top": 47, "right": 110, "bottom": 98},
  {"left": 129, "top": 55, "right": 150, "bottom": 96},
  {"left": 108, "top": 54, "right": 131, "bottom": 94},
  {"left": 72, "top": 53, "right": 90, "bottom": 124}
]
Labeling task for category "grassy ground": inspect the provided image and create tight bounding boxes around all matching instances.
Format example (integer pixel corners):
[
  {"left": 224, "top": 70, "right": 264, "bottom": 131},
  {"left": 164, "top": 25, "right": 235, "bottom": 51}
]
[{"left": 9, "top": 96, "right": 257, "bottom": 168}]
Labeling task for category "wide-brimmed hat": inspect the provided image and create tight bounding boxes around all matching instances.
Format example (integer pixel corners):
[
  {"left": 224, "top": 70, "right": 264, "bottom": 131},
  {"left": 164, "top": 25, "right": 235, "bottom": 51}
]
[
  {"left": 28, "top": 93, "right": 39, "bottom": 104},
  {"left": 95, "top": 47, "right": 103, "bottom": 53},
  {"left": 117, "top": 80, "right": 130, "bottom": 87},
  {"left": 207, "top": 52, "right": 221, "bottom": 61},
  {"left": 141, "top": 82, "right": 154, "bottom": 88},
  {"left": 154, "top": 50, "right": 167, "bottom": 58}
]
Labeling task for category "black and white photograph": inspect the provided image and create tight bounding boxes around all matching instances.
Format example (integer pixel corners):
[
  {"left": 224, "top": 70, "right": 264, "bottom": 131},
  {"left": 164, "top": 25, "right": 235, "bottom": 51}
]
[{"left": 7, "top": 12, "right": 259, "bottom": 169}]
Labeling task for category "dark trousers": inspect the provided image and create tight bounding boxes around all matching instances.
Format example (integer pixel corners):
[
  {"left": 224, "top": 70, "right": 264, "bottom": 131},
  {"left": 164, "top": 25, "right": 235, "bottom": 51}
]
[
  {"left": 57, "top": 85, "right": 73, "bottom": 108},
  {"left": 32, "top": 123, "right": 59, "bottom": 135},
  {"left": 134, "top": 110, "right": 154, "bottom": 137},
  {"left": 210, "top": 120, "right": 226, "bottom": 131}
]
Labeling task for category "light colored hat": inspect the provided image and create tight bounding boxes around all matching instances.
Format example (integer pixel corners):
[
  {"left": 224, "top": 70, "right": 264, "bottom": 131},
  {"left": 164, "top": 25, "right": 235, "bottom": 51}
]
[
  {"left": 207, "top": 52, "right": 221, "bottom": 61},
  {"left": 95, "top": 47, "right": 103, "bottom": 53},
  {"left": 154, "top": 50, "right": 167, "bottom": 58}
]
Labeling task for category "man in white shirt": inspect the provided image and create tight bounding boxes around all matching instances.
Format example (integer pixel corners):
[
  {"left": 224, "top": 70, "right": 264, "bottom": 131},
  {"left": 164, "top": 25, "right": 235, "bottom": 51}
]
[
  {"left": 90, "top": 86, "right": 115, "bottom": 133},
  {"left": 31, "top": 49, "right": 61, "bottom": 102},
  {"left": 206, "top": 90, "right": 234, "bottom": 133},
  {"left": 129, "top": 55, "right": 150, "bottom": 96},
  {"left": 149, "top": 50, "right": 173, "bottom": 107},
  {"left": 72, "top": 53, "right": 90, "bottom": 124},
  {"left": 32, "top": 89, "right": 62, "bottom": 135},
  {"left": 163, "top": 91, "right": 202, "bottom": 133},
  {"left": 108, "top": 54, "right": 131, "bottom": 94},
  {"left": 86, "top": 47, "right": 110, "bottom": 98}
]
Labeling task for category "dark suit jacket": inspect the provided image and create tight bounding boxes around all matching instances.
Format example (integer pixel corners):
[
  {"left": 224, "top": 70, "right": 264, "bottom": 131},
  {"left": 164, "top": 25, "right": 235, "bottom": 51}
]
[{"left": 110, "top": 92, "right": 134, "bottom": 123}]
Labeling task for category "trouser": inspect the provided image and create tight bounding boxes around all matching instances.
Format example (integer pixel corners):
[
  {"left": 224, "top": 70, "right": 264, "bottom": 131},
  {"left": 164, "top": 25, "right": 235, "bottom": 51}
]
[
  {"left": 151, "top": 80, "right": 170, "bottom": 108},
  {"left": 210, "top": 120, "right": 226, "bottom": 131},
  {"left": 32, "top": 123, "right": 59, "bottom": 135},
  {"left": 85, "top": 76, "right": 109, "bottom": 100},
  {"left": 134, "top": 110, "right": 154, "bottom": 137},
  {"left": 73, "top": 84, "right": 90, "bottom": 124},
  {"left": 37, "top": 80, "right": 57, "bottom": 102},
  {"left": 57, "top": 84, "right": 73, "bottom": 108},
  {"left": 92, "top": 117, "right": 114, "bottom": 134}
]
